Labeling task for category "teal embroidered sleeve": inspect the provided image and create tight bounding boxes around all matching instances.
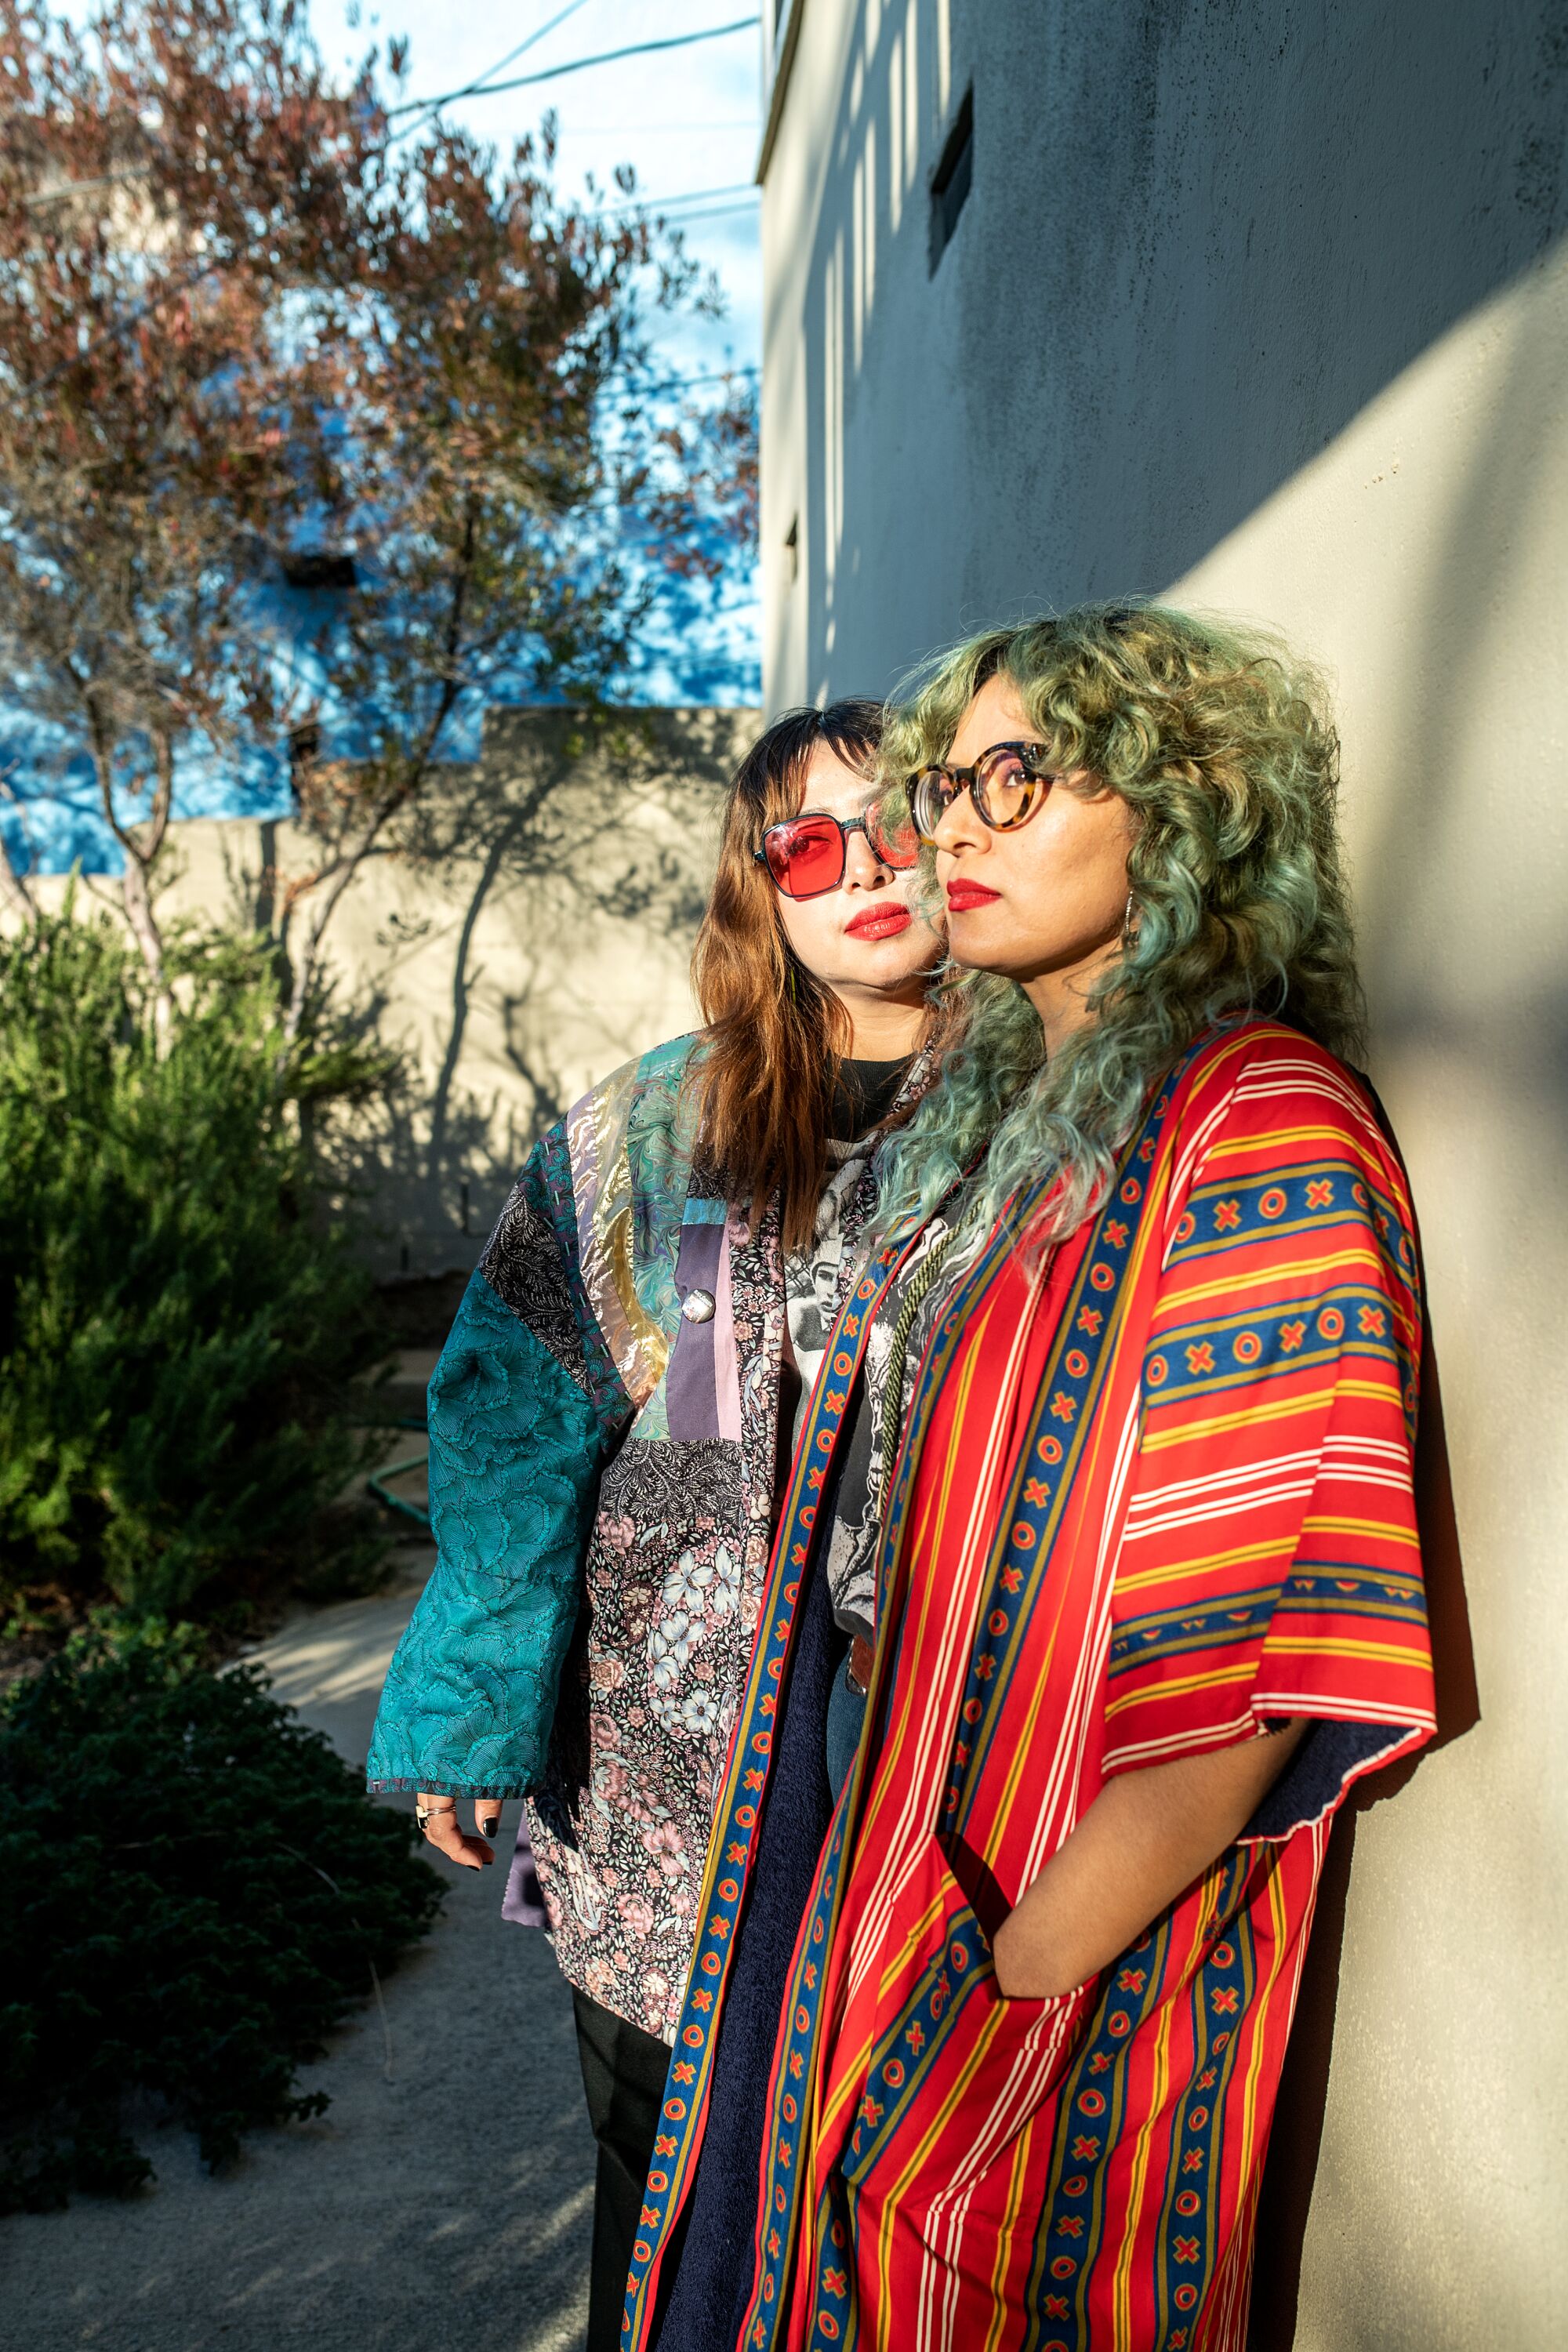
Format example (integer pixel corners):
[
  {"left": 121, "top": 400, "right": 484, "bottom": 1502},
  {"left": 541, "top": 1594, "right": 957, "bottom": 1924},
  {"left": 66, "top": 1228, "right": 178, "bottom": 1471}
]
[{"left": 365, "top": 1265, "right": 608, "bottom": 1798}]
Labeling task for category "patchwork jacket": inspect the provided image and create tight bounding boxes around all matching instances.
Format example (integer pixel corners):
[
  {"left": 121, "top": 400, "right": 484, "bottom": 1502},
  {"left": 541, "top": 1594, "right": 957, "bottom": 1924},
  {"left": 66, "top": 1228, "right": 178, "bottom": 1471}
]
[{"left": 367, "top": 1033, "right": 888, "bottom": 2038}]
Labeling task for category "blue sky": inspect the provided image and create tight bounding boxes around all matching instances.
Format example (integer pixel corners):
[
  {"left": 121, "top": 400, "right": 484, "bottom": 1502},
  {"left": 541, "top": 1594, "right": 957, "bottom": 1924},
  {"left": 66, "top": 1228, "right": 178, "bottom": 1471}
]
[
  {"left": 12, "top": 2, "right": 764, "bottom": 869},
  {"left": 312, "top": 1, "right": 763, "bottom": 379}
]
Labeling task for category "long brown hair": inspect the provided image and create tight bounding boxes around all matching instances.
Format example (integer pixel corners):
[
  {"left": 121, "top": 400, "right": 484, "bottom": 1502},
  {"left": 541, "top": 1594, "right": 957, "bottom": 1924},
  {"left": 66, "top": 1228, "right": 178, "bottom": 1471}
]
[{"left": 691, "top": 701, "right": 918, "bottom": 1250}]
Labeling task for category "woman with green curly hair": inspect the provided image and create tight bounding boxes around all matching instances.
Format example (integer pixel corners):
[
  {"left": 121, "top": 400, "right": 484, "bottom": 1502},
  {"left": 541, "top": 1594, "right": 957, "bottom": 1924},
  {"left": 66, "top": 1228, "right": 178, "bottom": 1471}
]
[{"left": 623, "top": 606, "right": 1436, "bottom": 2352}]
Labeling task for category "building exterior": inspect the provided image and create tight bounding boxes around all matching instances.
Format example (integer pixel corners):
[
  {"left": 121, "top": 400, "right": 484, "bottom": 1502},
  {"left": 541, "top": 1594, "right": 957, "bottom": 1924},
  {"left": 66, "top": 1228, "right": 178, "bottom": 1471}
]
[
  {"left": 29, "top": 708, "right": 753, "bottom": 1275},
  {"left": 758, "top": 3, "right": 1566, "bottom": 2346}
]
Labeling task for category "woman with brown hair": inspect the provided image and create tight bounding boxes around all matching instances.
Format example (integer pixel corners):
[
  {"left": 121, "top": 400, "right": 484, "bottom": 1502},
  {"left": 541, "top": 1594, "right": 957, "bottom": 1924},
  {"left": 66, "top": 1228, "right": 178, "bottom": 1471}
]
[{"left": 366, "top": 700, "right": 942, "bottom": 2352}]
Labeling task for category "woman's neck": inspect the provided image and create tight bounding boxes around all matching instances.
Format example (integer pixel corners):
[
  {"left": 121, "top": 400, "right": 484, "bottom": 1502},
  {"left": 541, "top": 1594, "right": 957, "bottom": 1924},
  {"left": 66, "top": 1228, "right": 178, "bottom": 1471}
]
[
  {"left": 1022, "top": 940, "right": 1122, "bottom": 1060},
  {"left": 830, "top": 984, "right": 927, "bottom": 1061}
]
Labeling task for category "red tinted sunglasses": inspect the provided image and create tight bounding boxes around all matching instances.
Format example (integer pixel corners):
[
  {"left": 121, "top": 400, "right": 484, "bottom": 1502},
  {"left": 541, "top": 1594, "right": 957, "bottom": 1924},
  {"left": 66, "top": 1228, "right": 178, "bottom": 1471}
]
[{"left": 754, "top": 808, "right": 920, "bottom": 899}]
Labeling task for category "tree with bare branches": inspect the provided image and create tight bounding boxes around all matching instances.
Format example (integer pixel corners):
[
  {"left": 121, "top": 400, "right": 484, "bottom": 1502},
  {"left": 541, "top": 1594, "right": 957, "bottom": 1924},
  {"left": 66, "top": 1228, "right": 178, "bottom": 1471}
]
[
  {"left": 0, "top": 1, "right": 368, "bottom": 1022},
  {"left": 0, "top": 0, "right": 755, "bottom": 1038},
  {"left": 269, "top": 100, "right": 737, "bottom": 1048}
]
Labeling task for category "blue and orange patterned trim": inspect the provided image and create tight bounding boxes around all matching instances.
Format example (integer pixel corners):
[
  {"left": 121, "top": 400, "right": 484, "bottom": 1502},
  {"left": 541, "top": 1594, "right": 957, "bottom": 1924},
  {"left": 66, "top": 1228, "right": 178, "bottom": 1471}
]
[
  {"left": 1150, "top": 1871, "right": 1258, "bottom": 2348},
  {"left": 1028, "top": 1910, "right": 1178, "bottom": 2346}
]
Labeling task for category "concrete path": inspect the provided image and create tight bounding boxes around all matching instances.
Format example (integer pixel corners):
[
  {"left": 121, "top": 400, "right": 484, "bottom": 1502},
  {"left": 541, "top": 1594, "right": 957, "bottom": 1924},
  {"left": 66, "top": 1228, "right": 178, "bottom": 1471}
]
[{"left": 0, "top": 1542, "right": 595, "bottom": 2352}]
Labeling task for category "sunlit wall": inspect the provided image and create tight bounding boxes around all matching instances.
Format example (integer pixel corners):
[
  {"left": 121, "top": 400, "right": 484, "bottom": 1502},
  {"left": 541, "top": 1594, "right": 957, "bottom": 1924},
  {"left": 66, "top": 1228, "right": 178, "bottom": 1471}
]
[{"left": 760, "top": 2, "right": 1567, "bottom": 2342}]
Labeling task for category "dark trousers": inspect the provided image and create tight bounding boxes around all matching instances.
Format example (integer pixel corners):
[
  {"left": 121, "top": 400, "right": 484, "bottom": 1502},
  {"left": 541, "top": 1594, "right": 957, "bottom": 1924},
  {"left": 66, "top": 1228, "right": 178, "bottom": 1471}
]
[
  {"left": 572, "top": 1987, "right": 672, "bottom": 2352},
  {"left": 651, "top": 1545, "right": 837, "bottom": 2352}
]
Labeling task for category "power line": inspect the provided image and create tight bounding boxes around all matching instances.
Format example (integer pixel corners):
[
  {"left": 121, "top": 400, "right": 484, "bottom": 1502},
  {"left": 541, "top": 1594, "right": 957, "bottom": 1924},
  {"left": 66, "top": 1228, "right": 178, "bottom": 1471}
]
[
  {"left": 647, "top": 198, "right": 759, "bottom": 228},
  {"left": 618, "top": 362, "right": 759, "bottom": 397},
  {"left": 593, "top": 181, "right": 759, "bottom": 220},
  {"left": 386, "top": 0, "right": 594, "bottom": 146},
  {"left": 384, "top": 18, "right": 761, "bottom": 119},
  {"left": 553, "top": 118, "right": 761, "bottom": 136},
  {"left": 433, "top": 0, "right": 595, "bottom": 103}
]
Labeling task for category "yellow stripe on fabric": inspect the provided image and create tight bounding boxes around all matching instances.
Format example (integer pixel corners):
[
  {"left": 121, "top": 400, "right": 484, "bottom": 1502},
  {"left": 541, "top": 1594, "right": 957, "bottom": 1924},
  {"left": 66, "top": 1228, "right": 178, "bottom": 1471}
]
[
  {"left": 846, "top": 1418, "right": 963, "bottom": 1873},
  {"left": 1103, "top": 1660, "right": 1258, "bottom": 1719},
  {"left": 1235, "top": 1857, "right": 1293, "bottom": 2205},
  {"left": 873, "top": 1887, "right": 950, "bottom": 2010},
  {"left": 812, "top": 1732, "right": 960, "bottom": 2114},
  {"left": 986, "top": 2124, "right": 1035, "bottom": 2352},
  {"left": 1154, "top": 1247, "right": 1388, "bottom": 1318},
  {"left": 1138, "top": 1377, "right": 1393, "bottom": 1451},
  {"left": 606, "top": 1207, "right": 670, "bottom": 1387},
  {"left": 1116, "top": 1534, "right": 1295, "bottom": 1596},
  {"left": 584, "top": 1070, "right": 670, "bottom": 1399},
  {"left": 1302, "top": 1513, "right": 1419, "bottom": 1546},
  {"left": 1203, "top": 1118, "right": 1388, "bottom": 1159},
  {"left": 1116, "top": 1522, "right": 1417, "bottom": 1597},
  {"left": 893, "top": 1267, "right": 1036, "bottom": 1860},
  {"left": 1261, "top": 1635, "right": 1428, "bottom": 1667},
  {"left": 873, "top": 2000, "right": 1011, "bottom": 2329}
]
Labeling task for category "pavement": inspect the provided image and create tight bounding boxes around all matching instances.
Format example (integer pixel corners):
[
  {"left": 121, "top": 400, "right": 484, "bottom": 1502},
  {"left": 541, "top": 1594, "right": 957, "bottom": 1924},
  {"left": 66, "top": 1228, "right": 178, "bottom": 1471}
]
[{"left": 0, "top": 1539, "right": 596, "bottom": 2352}]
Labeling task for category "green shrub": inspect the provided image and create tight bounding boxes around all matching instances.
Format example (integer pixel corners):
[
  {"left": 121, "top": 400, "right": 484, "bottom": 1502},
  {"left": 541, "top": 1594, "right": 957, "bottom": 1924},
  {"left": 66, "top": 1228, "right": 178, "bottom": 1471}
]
[
  {"left": 0, "top": 906, "right": 394, "bottom": 1623},
  {"left": 0, "top": 1619, "right": 443, "bottom": 2211}
]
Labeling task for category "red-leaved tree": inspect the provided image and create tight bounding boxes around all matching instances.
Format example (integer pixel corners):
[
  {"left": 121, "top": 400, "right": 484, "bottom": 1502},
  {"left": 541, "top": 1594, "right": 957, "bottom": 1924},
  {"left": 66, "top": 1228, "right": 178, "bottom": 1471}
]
[{"left": 0, "top": 0, "right": 753, "bottom": 1039}]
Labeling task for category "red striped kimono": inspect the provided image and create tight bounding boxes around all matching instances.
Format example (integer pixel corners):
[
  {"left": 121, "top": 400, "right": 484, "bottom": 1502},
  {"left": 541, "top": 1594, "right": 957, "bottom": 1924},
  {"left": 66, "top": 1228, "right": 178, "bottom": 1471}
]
[{"left": 624, "top": 1023, "right": 1436, "bottom": 2352}]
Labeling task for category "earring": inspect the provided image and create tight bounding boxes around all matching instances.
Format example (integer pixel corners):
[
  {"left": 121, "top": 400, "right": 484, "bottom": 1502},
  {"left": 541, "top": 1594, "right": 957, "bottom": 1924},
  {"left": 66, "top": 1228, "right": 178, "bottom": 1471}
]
[{"left": 1121, "top": 891, "right": 1139, "bottom": 953}]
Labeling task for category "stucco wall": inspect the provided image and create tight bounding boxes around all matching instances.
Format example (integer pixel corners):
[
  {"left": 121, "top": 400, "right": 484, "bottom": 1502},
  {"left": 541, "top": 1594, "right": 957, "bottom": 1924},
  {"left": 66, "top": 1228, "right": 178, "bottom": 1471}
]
[
  {"left": 761, "top": 3, "right": 1566, "bottom": 2343},
  {"left": 31, "top": 708, "right": 752, "bottom": 1275}
]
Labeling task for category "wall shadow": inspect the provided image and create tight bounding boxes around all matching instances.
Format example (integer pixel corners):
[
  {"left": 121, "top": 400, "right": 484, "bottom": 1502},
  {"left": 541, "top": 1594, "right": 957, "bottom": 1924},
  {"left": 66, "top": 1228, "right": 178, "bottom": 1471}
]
[
  {"left": 1248, "top": 1317, "right": 1478, "bottom": 2348},
  {"left": 161, "top": 707, "right": 744, "bottom": 1283},
  {"left": 793, "top": 0, "right": 1568, "bottom": 692},
  {"left": 1238, "top": 227, "right": 1559, "bottom": 2349},
  {"left": 321, "top": 706, "right": 740, "bottom": 1273}
]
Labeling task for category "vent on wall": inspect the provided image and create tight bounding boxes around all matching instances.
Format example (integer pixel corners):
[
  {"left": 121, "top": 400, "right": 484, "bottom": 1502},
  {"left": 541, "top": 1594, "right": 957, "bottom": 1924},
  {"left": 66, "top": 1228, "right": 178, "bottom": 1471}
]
[
  {"left": 286, "top": 720, "right": 320, "bottom": 811},
  {"left": 928, "top": 84, "right": 974, "bottom": 275},
  {"left": 282, "top": 550, "right": 357, "bottom": 591}
]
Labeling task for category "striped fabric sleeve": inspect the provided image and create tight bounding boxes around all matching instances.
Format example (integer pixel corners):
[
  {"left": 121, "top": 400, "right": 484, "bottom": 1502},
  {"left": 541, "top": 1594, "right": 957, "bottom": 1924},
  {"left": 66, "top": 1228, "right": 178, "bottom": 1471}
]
[{"left": 1102, "top": 1040, "right": 1436, "bottom": 1820}]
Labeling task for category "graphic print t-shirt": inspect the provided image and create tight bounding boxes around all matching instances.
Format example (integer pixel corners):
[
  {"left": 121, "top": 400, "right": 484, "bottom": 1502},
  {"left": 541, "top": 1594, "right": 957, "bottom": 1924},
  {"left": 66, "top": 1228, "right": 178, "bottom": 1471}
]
[{"left": 781, "top": 1054, "right": 915, "bottom": 1429}]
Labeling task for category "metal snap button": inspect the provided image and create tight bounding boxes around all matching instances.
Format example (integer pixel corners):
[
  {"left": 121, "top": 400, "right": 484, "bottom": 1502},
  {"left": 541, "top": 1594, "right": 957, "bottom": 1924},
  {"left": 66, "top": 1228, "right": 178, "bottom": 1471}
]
[{"left": 681, "top": 1288, "right": 717, "bottom": 1324}]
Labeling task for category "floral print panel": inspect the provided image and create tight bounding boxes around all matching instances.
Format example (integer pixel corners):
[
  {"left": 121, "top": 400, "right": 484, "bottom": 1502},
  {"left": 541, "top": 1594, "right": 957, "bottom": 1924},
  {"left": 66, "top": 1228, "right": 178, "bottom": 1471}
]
[{"left": 369, "top": 1032, "right": 918, "bottom": 2042}]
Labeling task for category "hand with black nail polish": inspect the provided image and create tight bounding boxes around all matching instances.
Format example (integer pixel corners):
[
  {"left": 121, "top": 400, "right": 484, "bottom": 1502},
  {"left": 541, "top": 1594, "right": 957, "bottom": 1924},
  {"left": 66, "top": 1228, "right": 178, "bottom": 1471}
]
[{"left": 416, "top": 1792, "right": 505, "bottom": 1870}]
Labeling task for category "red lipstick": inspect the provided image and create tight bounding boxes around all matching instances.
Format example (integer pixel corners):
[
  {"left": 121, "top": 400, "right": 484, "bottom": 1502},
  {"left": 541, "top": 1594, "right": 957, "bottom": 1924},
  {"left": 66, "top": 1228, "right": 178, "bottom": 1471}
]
[
  {"left": 845, "top": 905, "right": 913, "bottom": 940},
  {"left": 946, "top": 880, "right": 1001, "bottom": 913}
]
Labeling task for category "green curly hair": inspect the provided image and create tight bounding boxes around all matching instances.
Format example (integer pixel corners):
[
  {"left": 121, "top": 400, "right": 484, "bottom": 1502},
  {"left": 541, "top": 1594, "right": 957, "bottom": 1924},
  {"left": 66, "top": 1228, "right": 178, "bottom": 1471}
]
[{"left": 870, "top": 601, "right": 1366, "bottom": 1245}]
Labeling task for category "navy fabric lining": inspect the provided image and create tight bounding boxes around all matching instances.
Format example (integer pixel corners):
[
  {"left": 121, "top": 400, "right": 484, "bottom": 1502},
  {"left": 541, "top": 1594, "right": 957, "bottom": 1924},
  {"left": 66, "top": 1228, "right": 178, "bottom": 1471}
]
[
  {"left": 1243, "top": 1717, "right": 1409, "bottom": 1840},
  {"left": 651, "top": 1542, "right": 837, "bottom": 2352}
]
